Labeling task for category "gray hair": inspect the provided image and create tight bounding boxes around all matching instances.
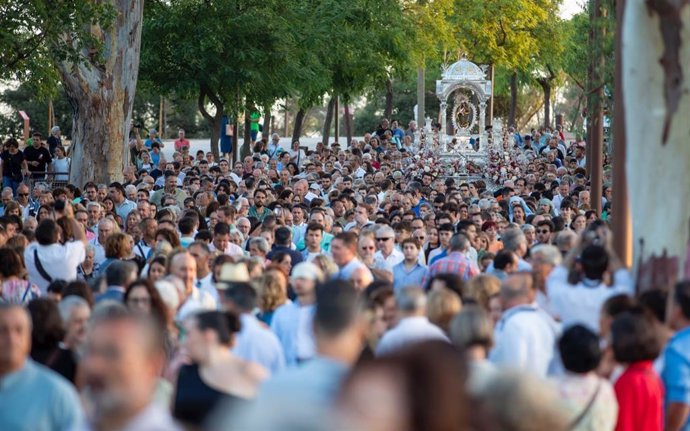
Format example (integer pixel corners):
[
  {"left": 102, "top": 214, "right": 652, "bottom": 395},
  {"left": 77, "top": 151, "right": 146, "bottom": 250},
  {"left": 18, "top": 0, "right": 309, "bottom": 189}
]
[
  {"left": 530, "top": 244, "right": 562, "bottom": 266},
  {"left": 450, "top": 233, "right": 470, "bottom": 252},
  {"left": 501, "top": 228, "right": 527, "bottom": 252},
  {"left": 449, "top": 305, "right": 493, "bottom": 350},
  {"left": 395, "top": 286, "right": 427, "bottom": 312},
  {"left": 87, "top": 201, "right": 102, "bottom": 211},
  {"left": 376, "top": 225, "right": 395, "bottom": 238},
  {"left": 249, "top": 237, "right": 270, "bottom": 254},
  {"left": 58, "top": 295, "right": 90, "bottom": 324}
]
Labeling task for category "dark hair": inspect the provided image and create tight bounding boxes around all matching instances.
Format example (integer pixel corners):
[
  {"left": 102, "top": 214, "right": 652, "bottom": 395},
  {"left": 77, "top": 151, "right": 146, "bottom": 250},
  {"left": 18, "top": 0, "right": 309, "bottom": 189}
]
[
  {"left": 0, "top": 248, "right": 24, "bottom": 277},
  {"left": 213, "top": 222, "right": 231, "bottom": 237},
  {"left": 427, "top": 273, "right": 465, "bottom": 299},
  {"left": 611, "top": 311, "right": 662, "bottom": 363},
  {"left": 438, "top": 223, "right": 455, "bottom": 233},
  {"left": 63, "top": 280, "right": 95, "bottom": 308},
  {"left": 673, "top": 280, "right": 690, "bottom": 320},
  {"left": 271, "top": 250, "right": 290, "bottom": 264},
  {"left": 27, "top": 298, "right": 65, "bottom": 356},
  {"left": 108, "top": 182, "right": 126, "bottom": 196},
  {"left": 314, "top": 280, "right": 360, "bottom": 337},
  {"left": 224, "top": 282, "right": 258, "bottom": 312},
  {"left": 601, "top": 294, "right": 637, "bottom": 318},
  {"left": 105, "top": 260, "right": 137, "bottom": 287},
  {"left": 334, "top": 231, "right": 358, "bottom": 250},
  {"left": 47, "top": 279, "right": 68, "bottom": 296},
  {"left": 493, "top": 250, "right": 516, "bottom": 271},
  {"left": 580, "top": 245, "right": 609, "bottom": 280},
  {"left": 124, "top": 279, "right": 169, "bottom": 328},
  {"left": 194, "top": 310, "right": 241, "bottom": 345},
  {"left": 178, "top": 217, "right": 197, "bottom": 235},
  {"left": 35, "top": 219, "right": 60, "bottom": 245},
  {"left": 558, "top": 324, "right": 602, "bottom": 373},
  {"left": 155, "top": 228, "right": 180, "bottom": 248},
  {"left": 305, "top": 221, "right": 324, "bottom": 234}
]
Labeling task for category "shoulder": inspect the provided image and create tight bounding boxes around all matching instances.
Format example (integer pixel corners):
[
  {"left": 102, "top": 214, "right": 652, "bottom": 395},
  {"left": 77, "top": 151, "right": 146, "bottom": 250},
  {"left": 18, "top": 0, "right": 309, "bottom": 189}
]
[{"left": 243, "top": 360, "right": 269, "bottom": 384}]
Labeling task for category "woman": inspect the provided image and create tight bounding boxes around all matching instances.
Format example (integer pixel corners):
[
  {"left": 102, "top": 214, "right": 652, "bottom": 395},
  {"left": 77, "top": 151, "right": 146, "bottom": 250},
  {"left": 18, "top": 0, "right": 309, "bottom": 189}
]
[
  {"left": 102, "top": 197, "right": 115, "bottom": 215},
  {"left": 147, "top": 255, "right": 168, "bottom": 283},
  {"left": 3, "top": 201, "right": 20, "bottom": 218},
  {"left": 125, "top": 211, "right": 141, "bottom": 235},
  {"left": 511, "top": 203, "right": 526, "bottom": 225},
  {"left": 36, "top": 204, "right": 55, "bottom": 222},
  {"left": 271, "top": 251, "right": 292, "bottom": 275},
  {"left": 289, "top": 140, "right": 306, "bottom": 166},
  {"left": 98, "top": 233, "right": 135, "bottom": 276},
  {"left": 611, "top": 311, "right": 663, "bottom": 431},
  {"left": 77, "top": 245, "right": 99, "bottom": 282},
  {"left": 51, "top": 146, "right": 70, "bottom": 181},
  {"left": 256, "top": 269, "right": 288, "bottom": 325},
  {"left": 0, "top": 248, "right": 40, "bottom": 304},
  {"left": 173, "top": 311, "right": 267, "bottom": 427},
  {"left": 571, "top": 214, "right": 587, "bottom": 235},
  {"left": 27, "top": 298, "right": 75, "bottom": 379},
  {"left": 553, "top": 325, "right": 618, "bottom": 431},
  {"left": 465, "top": 274, "right": 502, "bottom": 325},
  {"left": 156, "top": 228, "right": 181, "bottom": 249},
  {"left": 449, "top": 305, "right": 497, "bottom": 394},
  {"left": 424, "top": 227, "right": 440, "bottom": 262},
  {"left": 427, "top": 287, "right": 462, "bottom": 334}
]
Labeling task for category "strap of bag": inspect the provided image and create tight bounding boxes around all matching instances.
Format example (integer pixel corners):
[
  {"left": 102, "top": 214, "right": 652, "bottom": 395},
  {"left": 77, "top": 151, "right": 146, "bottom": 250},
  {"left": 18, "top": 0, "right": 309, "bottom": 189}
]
[
  {"left": 569, "top": 380, "right": 601, "bottom": 430},
  {"left": 33, "top": 249, "right": 53, "bottom": 283},
  {"left": 21, "top": 281, "right": 33, "bottom": 303}
]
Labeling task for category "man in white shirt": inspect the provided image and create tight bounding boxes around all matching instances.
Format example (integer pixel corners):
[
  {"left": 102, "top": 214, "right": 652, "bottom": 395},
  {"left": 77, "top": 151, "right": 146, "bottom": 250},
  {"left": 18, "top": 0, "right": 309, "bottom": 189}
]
[
  {"left": 209, "top": 222, "right": 244, "bottom": 257},
  {"left": 271, "top": 262, "right": 323, "bottom": 366},
  {"left": 490, "top": 273, "right": 561, "bottom": 378},
  {"left": 169, "top": 251, "right": 216, "bottom": 321},
  {"left": 376, "top": 286, "right": 448, "bottom": 356},
  {"left": 547, "top": 244, "right": 632, "bottom": 332},
  {"left": 224, "top": 282, "right": 285, "bottom": 375},
  {"left": 374, "top": 225, "right": 404, "bottom": 269},
  {"left": 188, "top": 241, "right": 219, "bottom": 304},
  {"left": 551, "top": 180, "right": 571, "bottom": 216},
  {"left": 25, "top": 218, "right": 86, "bottom": 294},
  {"left": 89, "top": 218, "right": 115, "bottom": 266}
]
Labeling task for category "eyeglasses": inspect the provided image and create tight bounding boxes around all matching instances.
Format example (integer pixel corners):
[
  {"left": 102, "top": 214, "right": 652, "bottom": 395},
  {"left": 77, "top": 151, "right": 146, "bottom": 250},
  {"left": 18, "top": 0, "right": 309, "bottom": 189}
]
[
  {"left": 413, "top": 236, "right": 426, "bottom": 241},
  {"left": 376, "top": 237, "right": 392, "bottom": 242},
  {"left": 17, "top": 193, "right": 29, "bottom": 197},
  {"left": 127, "top": 297, "right": 151, "bottom": 305}
]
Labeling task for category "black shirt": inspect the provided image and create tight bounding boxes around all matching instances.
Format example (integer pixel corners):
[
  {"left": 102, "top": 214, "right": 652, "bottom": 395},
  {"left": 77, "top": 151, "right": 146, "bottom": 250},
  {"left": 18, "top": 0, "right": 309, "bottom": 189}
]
[
  {"left": 0, "top": 150, "right": 24, "bottom": 179},
  {"left": 47, "top": 135, "right": 61, "bottom": 155},
  {"left": 24, "top": 145, "right": 53, "bottom": 173}
]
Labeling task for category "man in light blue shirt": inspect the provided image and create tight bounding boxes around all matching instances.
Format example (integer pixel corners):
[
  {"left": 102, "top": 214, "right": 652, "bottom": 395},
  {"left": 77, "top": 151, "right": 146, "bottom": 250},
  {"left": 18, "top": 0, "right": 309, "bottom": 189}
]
[
  {"left": 663, "top": 281, "right": 690, "bottom": 431},
  {"left": 224, "top": 282, "right": 286, "bottom": 375},
  {"left": 392, "top": 238, "right": 427, "bottom": 291},
  {"left": 0, "top": 304, "right": 83, "bottom": 431},
  {"left": 271, "top": 262, "right": 322, "bottom": 366}
]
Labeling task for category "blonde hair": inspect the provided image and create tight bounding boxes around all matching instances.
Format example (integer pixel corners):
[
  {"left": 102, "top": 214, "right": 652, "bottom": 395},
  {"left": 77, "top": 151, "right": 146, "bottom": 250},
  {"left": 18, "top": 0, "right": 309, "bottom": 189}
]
[
  {"left": 465, "top": 274, "right": 501, "bottom": 312},
  {"left": 427, "top": 288, "right": 462, "bottom": 334},
  {"left": 256, "top": 269, "right": 287, "bottom": 312}
]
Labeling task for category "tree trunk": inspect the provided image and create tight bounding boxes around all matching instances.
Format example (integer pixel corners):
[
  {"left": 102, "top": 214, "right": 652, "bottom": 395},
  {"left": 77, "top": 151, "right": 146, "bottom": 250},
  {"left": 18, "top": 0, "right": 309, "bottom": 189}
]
[
  {"left": 624, "top": 0, "right": 690, "bottom": 292},
  {"left": 322, "top": 97, "right": 335, "bottom": 145},
  {"left": 197, "top": 85, "right": 223, "bottom": 160},
  {"left": 292, "top": 108, "right": 306, "bottom": 143},
  {"left": 263, "top": 105, "right": 271, "bottom": 139},
  {"left": 384, "top": 79, "right": 394, "bottom": 119},
  {"left": 241, "top": 110, "right": 251, "bottom": 159},
  {"left": 58, "top": 0, "right": 143, "bottom": 186},
  {"left": 344, "top": 104, "right": 353, "bottom": 145},
  {"left": 541, "top": 81, "right": 551, "bottom": 128},
  {"left": 333, "top": 97, "right": 339, "bottom": 145},
  {"left": 416, "top": 67, "right": 425, "bottom": 129},
  {"left": 509, "top": 71, "right": 518, "bottom": 127},
  {"left": 569, "top": 94, "right": 584, "bottom": 131}
]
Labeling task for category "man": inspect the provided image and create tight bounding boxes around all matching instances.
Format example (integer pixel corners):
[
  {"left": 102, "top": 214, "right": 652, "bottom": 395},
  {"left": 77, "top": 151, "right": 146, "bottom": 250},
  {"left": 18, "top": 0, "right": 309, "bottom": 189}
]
[
  {"left": 135, "top": 218, "right": 157, "bottom": 260},
  {"left": 177, "top": 216, "right": 197, "bottom": 248},
  {"left": 551, "top": 180, "right": 571, "bottom": 216},
  {"left": 373, "top": 225, "right": 404, "bottom": 269},
  {"left": 291, "top": 204, "right": 307, "bottom": 245},
  {"left": 376, "top": 286, "right": 448, "bottom": 356},
  {"left": 15, "top": 183, "right": 31, "bottom": 219},
  {"left": 150, "top": 171, "right": 187, "bottom": 208},
  {"left": 86, "top": 201, "right": 103, "bottom": 232},
  {"left": 427, "top": 223, "right": 454, "bottom": 265},
  {"left": 248, "top": 189, "right": 272, "bottom": 222},
  {"left": 535, "top": 220, "right": 555, "bottom": 245},
  {"left": 253, "top": 281, "right": 365, "bottom": 410},
  {"left": 546, "top": 245, "right": 632, "bottom": 332},
  {"left": 143, "top": 129, "right": 162, "bottom": 148},
  {"left": 236, "top": 217, "right": 252, "bottom": 247},
  {"left": 47, "top": 126, "right": 62, "bottom": 155},
  {"left": 344, "top": 203, "right": 373, "bottom": 231},
  {"left": 392, "top": 238, "right": 426, "bottom": 292},
  {"left": 188, "top": 241, "right": 218, "bottom": 304},
  {"left": 96, "top": 261, "right": 138, "bottom": 303},
  {"left": 210, "top": 222, "right": 244, "bottom": 257},
  {"left": 224, "top": 282, "right": 285, "bottom": 375},
  {"left": 490, "top": 273, "right": 561, "bottom": 378},
  {"left": 421, "top": 233, "right": 479, "bottom": 289},
  {"left": 90, "top": 218, "right": 115, "bottom": 265},
  {"left": 56, "top": 296, "right": 91, "bottom": 383},
  {"left": 24, "top": 132, "right": 52, "bottom": 179},
  {"left": 173, "top": 129, "right": 190, "bottom": 152},
  {"left": 487, "top": 227, "right": 532, "bottom": 272},
  {"left": 302, "top": 222, "right": 326, "bottom": 262},
  {"left": 81, "top": 311, "right": 181, "bottom": 430},
  {"left": 169, "top": 251, "right": 216, "bottom": 321},
  {"left": 489, "top": 250, "right": 518, "bottom": 281},
  {"left": 664, "top": 281, "right": 690, "bottom": 431},
  {"left": 0, "top": 304, "right": 83, "bottom": 430},
  {"left": 266, "top": 226, "right": 303, "bottom": 271},
  {"left": 267, "top": 133, "right": 282, "bottom": 159},
  {"left": 25, "top": 218, "right": 86, "bottom": 293},
  {"left": 109, "top": 182, "right": 137, "bottom": 221},
  {"left": 331, "top": 232, "right": 371, "bottom": 280}
]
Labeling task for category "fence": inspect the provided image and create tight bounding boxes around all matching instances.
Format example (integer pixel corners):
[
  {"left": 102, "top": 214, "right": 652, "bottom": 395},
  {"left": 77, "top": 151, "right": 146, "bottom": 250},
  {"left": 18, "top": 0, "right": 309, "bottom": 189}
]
[{"left": 26, "top": 172, "right": 70, "bottom": 191}]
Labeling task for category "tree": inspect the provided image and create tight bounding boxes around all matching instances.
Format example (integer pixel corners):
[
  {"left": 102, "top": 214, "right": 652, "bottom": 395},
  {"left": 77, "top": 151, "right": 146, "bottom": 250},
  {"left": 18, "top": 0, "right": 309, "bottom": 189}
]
[
  {"left": 141, "top": 0, "right": 305, "bottom": 159},
  {"left": 0, "top": 84, "right": 73, "bottom": 138}
]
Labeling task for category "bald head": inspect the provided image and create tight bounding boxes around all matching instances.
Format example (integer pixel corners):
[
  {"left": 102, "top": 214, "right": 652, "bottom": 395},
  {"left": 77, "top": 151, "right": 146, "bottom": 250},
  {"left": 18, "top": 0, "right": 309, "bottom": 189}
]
[{"left": 500, "top": 272, "right": 535, "bottom": 310}]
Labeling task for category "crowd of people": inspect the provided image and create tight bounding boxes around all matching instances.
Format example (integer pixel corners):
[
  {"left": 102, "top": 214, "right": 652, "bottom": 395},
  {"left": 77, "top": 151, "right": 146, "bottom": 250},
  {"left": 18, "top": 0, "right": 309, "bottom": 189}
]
[{"left": 0, "top": 118, "right": 687, "bottom": 431}]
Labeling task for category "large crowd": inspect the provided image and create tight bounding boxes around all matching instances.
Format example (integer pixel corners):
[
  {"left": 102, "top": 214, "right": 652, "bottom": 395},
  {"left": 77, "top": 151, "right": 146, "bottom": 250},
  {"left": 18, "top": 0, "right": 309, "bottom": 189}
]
[{"left": 0, "top": 117, "right": 687, "bottom": 431}]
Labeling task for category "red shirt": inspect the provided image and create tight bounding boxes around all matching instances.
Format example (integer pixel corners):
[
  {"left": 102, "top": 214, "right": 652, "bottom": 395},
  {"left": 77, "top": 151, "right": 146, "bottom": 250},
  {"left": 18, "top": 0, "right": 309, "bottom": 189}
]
[
  {"left": 174, "top": 138, "right": 190, "bottom": 150},
  {"left": 614, "top": 360, "right": 664, "bottom": 431}
]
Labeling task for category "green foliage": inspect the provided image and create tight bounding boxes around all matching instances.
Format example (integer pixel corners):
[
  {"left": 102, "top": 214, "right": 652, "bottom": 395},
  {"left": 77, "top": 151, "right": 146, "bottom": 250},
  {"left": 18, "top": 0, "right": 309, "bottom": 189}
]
[
  {"left": 0, "top": 84, "right": 73, "bottom": 138},
  {"left": 0, "top": 0, "right": 115, "bottom": 96}
]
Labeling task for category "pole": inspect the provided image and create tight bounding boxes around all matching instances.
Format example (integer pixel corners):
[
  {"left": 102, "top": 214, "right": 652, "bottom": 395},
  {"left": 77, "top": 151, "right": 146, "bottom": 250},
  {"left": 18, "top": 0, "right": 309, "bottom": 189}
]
[
  {"left": 158, "top": 96, "right": 164, "bottom": 138},
  {"left": 416, "top": 67, "right": 425, "bottom": 130},
  {"left": 48, "top": 100, "right": 54, "bottom": 132},
  {"left": 284, "top": 105, "right": 289, "bottom": 138},
  {"left": 334, "top": 97, "right": 340, "bottom": 145},
  {"left": 590, "top": 0, "right": 604, "bottom": 217},
  {"left": 487, "top": 64, "right": 495, "bottom": 127},
  {"left": 612, "top": 0, "right": 631, "bottom": 267}
]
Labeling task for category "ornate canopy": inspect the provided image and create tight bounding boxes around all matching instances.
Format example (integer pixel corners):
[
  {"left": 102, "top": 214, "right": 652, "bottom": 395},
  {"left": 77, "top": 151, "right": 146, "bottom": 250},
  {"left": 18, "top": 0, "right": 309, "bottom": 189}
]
[{"left": 436, "top": 58, "right": 491, "bottom": 103}]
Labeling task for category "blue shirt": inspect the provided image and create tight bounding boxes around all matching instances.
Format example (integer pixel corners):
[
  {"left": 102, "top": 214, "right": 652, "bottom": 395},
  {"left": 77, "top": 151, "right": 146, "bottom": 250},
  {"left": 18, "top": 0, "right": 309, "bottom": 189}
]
[
  {"left": 392, "top": 261, "right": 427, "bottom": 292},
  {"left": 0, "top": 359, "right": 83, "bottom": 431},
  {"left": 234, "top": 313, "right": 286, "bottom": 376},
  {"left": 270, "top": 301, "right": 316, "bottom": 366},
  {"left": 663, "top": 327, "right": 690, "bottom": 431}
]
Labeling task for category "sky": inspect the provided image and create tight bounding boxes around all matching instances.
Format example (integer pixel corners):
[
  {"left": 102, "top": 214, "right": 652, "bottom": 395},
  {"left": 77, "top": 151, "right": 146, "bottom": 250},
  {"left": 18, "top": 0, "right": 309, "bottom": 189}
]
[{"left": 560, "top": 0, "right": 585, "bottom": 18}]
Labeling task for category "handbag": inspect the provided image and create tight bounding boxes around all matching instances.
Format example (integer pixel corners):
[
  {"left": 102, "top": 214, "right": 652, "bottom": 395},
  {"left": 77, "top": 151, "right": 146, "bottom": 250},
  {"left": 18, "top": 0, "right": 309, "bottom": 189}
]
[
  {"left": 569, "top": 380, "right": 601, "bottom": 430},
  {"left": 34, "top": 249, "right": 53, "bottom": 283}
]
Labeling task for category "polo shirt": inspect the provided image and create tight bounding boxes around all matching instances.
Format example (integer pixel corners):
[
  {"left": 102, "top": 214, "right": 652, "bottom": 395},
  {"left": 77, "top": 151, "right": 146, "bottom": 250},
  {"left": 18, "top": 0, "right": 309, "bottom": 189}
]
[{"left": 392, "top": 262, "right": 427, "bottom": 291}]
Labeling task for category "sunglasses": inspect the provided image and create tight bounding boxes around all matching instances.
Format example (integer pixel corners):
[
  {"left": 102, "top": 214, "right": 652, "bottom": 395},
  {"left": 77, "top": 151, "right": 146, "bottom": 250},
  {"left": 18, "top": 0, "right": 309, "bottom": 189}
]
[{"left": 376, "top": 237, "right": 392, "bottom": 242}]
